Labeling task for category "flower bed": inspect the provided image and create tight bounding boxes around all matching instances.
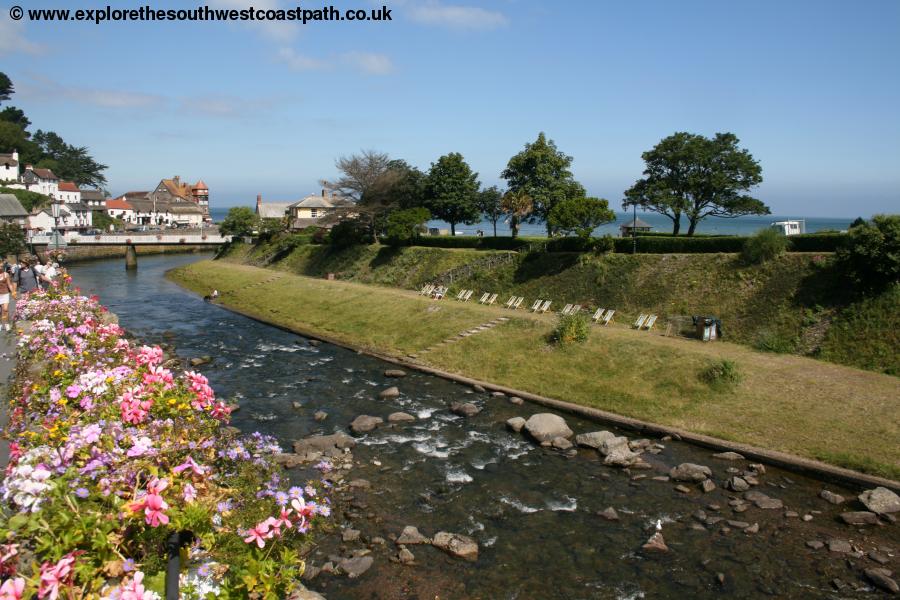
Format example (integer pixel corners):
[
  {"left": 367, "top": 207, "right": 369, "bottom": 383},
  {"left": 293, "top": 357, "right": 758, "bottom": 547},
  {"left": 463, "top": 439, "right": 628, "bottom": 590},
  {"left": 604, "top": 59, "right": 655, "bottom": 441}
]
[{"left": 1, "top": 281, "right": 329, "bottom": 598}]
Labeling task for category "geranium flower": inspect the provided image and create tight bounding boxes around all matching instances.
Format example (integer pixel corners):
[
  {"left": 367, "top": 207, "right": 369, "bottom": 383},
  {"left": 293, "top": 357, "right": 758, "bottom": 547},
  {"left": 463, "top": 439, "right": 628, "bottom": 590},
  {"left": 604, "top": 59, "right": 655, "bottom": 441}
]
[
  {"left": 38, "top": 552, "right": 77, "bottom": 600},
  {"left": 0, "top": 578, "right": 24, "bottom": 600},
  {"left": 242, "top": 522, "right": 271, "bottom": 549},
  {"left": 172, "top": 456, "right": 207, "bottom": 477}
]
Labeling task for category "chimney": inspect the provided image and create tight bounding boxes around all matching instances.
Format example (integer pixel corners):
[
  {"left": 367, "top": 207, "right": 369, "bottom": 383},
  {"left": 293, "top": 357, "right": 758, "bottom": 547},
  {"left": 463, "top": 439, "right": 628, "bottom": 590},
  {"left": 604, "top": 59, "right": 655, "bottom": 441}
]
[
  {"left": 256, "top": 194, "right": 262, "bottom": 209},
  {"left": 321, "top": 188, "right": 326, "bottom": 197},
  {"left": 173, "top": 176, "right": 180, "bottom": 186},
  {"left": 25, "top": 164, "right": 34, "bottom": 170},
  {"left": 11, "top": 150, "right": 17, "bottom": 162}
]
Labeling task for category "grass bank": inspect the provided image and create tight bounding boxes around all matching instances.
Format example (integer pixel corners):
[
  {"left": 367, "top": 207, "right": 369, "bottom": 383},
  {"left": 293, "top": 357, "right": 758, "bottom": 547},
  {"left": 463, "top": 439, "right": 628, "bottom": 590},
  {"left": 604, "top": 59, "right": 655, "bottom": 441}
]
[{"left": 169, "top": 260, "right": 900, "bottom": 480}]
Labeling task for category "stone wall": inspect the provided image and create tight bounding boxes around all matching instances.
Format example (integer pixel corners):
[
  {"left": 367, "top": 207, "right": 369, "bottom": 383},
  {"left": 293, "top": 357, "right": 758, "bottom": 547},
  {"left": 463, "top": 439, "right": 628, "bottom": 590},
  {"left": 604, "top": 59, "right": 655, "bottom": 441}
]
[{"left": 29, "top": 244, "right": 214, "bottom": 264}]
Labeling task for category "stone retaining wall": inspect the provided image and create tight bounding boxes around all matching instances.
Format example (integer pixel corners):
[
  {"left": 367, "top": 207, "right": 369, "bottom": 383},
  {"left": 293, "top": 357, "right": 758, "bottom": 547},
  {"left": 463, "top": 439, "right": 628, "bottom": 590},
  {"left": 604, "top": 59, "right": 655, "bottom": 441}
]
[{"left": 30, "top": 244, "right": 212, "bottom": 264}]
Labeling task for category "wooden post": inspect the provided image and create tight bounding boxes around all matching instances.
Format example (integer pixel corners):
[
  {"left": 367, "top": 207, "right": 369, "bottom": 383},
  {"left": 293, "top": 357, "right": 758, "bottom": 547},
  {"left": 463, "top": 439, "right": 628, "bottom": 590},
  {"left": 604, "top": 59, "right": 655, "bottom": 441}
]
[{"left": 125, "top": 244, "right": 137, "bottom": 270}]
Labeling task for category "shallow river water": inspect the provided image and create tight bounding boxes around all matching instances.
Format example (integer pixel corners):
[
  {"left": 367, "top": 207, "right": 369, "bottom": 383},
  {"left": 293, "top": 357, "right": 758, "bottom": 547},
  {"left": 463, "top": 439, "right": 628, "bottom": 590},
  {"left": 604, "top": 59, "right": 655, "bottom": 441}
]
[{"left": 68, "top": 254, "right": 898, "bottom": 600}]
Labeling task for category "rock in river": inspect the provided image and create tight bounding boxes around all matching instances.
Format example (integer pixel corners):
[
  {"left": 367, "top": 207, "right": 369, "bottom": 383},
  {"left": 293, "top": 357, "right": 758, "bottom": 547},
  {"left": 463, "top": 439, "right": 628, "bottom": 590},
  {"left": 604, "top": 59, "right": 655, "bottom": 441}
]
[
  {"left": 292, "top": 432, "right": 356, "bottom": 461},
  {"left": 669, "top": 463, "right": 712, "bottom": 482},
  {"left": 839, "top": 511, "right": 880, "bottom": 526},
  {"left": 598, "top": 507, "right": 620, "bottom": 521},
  {"left": 379, "top": 386, "right": 400, "bottom": 399},
  {"left": 712, "top": 451, "right": 745, "bottom": 461},
  {"left": 604, "top": 445, "right": 640, "bottom": 468},
  {"left": 864, "top": 568, "right": 899, "bottom": 594},
  {"left": 642, "top": 532, "right": 668, "bottom": 552},
  {"left": 726, "top": 476, "right": 750, "bottom": 492},
  {"left": 350, "top": 415, "right": 384, "bottom": 434},
  {"left": 859, "top": 487, "right": 900, "bottom": 515},
  {"left": 507, "top": 417, "right": 526, "bottom": 433},
  {"left": 575, "top": 431, "right": 617, "bottom": 450},
  {"left": 384, "top": 369, "right": 407, "bottom": 378},
  {"left": 337, "top": 556, "right": 373, "bottom": 578},
  {"left": 388, "top": 412, "right": 416, "bottom": 423},
  {"left": 819, "top": 490, "right": 845, "bottom": 505},
  {"left": 450, "top": 402, "right": 481, "bottom": 417},
  {"left": 744, "top": 490, "right": 783, "bottom": 510},
  {"left": 396, "top": 526, "right": 430, "bottom": 545},
  {"left": 432, "top": 531, "right": 479, "bottom": 561},
  {"left": 524, "top": 413, "right": 573, "bottom": 443}
]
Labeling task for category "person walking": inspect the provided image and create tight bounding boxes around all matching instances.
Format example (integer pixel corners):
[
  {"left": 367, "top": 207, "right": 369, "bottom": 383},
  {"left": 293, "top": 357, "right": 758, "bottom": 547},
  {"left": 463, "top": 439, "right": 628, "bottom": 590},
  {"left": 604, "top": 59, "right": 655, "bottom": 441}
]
[
  {"left": 15, "top": 258, "right": 50, "bottom": 295},
  {"left": 0, "top": 265, "right": 15, "bottom": 332}
]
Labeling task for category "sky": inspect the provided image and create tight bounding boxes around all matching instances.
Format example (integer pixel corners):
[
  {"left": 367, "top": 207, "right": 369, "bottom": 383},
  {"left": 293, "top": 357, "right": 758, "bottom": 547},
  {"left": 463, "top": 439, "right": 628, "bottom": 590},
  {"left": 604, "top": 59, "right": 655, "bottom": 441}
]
[{"left": 1, "top": 0, "right": 899, "bottom": 216}]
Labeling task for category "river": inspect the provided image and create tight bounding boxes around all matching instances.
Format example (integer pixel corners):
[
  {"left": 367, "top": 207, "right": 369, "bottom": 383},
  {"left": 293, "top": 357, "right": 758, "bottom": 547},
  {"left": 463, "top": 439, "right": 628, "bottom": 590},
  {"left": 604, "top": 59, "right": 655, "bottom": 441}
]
[{"left": 68, "top": 254, "right": 898, "bottom": 599}]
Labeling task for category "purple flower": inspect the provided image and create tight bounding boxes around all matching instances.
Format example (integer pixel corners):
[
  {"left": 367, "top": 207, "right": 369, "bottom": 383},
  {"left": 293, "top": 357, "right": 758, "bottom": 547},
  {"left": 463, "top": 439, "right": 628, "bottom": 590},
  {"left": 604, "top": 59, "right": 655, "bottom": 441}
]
[
  {"left": 74, "top": 487, "right": 89, "bottom": 498},
  {"left": 274, "top": 491, "right": 289, "bottom": 506},
  {"left": 122, "top": 558, "right": 135, "bottom": 572}
]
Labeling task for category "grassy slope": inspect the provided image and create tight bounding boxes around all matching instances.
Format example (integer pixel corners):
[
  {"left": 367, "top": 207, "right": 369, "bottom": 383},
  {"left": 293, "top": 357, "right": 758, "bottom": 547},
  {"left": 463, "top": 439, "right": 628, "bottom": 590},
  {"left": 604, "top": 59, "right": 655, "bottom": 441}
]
[
  {"left": 221, "top": 240, "right": 900, "bottom": 375},
  {"left": 169, "top": 260, "right": 900, "bottom": 480}
]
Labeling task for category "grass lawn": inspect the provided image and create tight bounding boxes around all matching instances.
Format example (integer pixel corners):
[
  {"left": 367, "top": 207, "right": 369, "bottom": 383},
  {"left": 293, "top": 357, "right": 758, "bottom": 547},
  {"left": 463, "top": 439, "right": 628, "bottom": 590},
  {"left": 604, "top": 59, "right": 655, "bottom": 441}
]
[{"left": 169, "top": 260, "right": 900, "bottom": 480}]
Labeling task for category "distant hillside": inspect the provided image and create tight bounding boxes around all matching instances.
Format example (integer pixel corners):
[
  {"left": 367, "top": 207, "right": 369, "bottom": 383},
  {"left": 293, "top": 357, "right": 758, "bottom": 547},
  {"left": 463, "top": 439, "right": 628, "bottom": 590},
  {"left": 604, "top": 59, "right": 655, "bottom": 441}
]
[{"left": 220, "top": 238, "right": 899, "bottom": 375}]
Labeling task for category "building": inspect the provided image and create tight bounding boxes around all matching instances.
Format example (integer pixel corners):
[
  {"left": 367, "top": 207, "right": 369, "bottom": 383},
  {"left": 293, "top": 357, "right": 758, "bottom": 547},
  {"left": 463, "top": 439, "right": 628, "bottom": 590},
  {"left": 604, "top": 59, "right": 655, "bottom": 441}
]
[
  {"left": 107, "top": 193, "right": 203, "bottom": 227},
  {"left": 105, "top": 197, "right": 135, "bottom": 222},
  {"left": 619, "top": 217, "right": 653, "bottom": 237},
  {"left": 288, "top": 190, "right": 353, "bottom": 220},
  {"left": 0, "top": 151, "right": 19, "bottom": 184},
  {"left": 148, "top": 176, "right": 211, "bottom": 221},
  {"left": 17, "top": 165, "right": 59, "bottom": 197},
  {"left": 771, "top": 220, "right": 806, "bottom": 236},
  {"left": 255, "top": 194, "right": 292, "bottom": 220},
  {"left": 57, "top": 181, "right": 82, "bottom": 204},
  {"left": 80, "top": 188, "right": 106, "bottom": 209},
  {"left": 0, "top": 193, "right": 28, "bottom": 226},
  {"left": 27, "top": 203, "right": 92, "bottom": 232}
]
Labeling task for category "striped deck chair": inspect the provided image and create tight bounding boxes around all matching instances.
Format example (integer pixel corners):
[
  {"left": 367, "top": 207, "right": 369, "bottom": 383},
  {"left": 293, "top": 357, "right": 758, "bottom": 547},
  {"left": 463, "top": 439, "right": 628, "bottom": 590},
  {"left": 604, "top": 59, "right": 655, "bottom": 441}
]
[
  {"left": 421, "top": 284, "right": 434, "bottom": 296},
  {"left": 505, "top": 296, "right": 516, "bottom": 308},
  {"left": 462, "top": 290, "right": 474, "bottom": 302},
  {"left": 571, "top": 304, "right": 582, "bottom": 315},
  {"left": 478, "top": 292, "right": 490, "bottom": 304},
  {"left": 539, "top": 300, "right": 552, "bottom": 313},
  {"left": 592, "top": 307, "right": 605, "bottom": 322},
  {"left": 633, "top": 314, "right": 647, "bottom": 329},
  {"left": 561, "top": 304, "right": 573, "bottom": 315},
  {"left": 486, "top": 293, "right": 498, "bottom": 305},
  {"left": 601, "top": 309, "right": 615, "bottom": 325},
  {"left": 455, "top": 289, "right": 466, "bottom": 301},
  {"left": 531, "top": 299, "right": 543, "bottom": 312},
  {"left": 643, "top": 315, "right": 658, "bottom": 330},
  {"left": 512, "top": 296, "right": 524, "bottom": 309}
]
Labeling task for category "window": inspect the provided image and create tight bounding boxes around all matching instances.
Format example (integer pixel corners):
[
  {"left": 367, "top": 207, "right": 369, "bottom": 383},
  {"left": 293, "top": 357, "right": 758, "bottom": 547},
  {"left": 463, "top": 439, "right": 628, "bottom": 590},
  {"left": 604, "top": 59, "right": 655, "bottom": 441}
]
[{"left": 310, "top": 208, "right": 318, "bottom": 218}]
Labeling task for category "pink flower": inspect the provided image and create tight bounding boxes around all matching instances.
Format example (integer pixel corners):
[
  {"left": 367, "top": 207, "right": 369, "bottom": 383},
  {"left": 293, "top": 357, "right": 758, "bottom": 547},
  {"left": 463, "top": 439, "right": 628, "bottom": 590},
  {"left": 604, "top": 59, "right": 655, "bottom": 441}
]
[
  {"left": 172, "top": 456, "right": 207, "bottom": 477},
  {"left": 128, "top": 478, "right": 169, "bottom": 527},
  {"left": 277, "top": 508, "right": 294, "bottom": 530},
  {"left": 38, "top": 553, "right": 77, "bottom": 600},
  {"left": 0, "top": 578, "right": 24, "bottom": 600},
  {"left": 119, "top": 570, "right": 155, "bottom": 600},
  {"left": 242, "top": 522, "right": 271, "bottom": 548},
  {"left": 183, "top": 483, "right": 197, "bottom": 503},
  {"left": 64, "top": 384, "right": 81, "bottom": 399}
]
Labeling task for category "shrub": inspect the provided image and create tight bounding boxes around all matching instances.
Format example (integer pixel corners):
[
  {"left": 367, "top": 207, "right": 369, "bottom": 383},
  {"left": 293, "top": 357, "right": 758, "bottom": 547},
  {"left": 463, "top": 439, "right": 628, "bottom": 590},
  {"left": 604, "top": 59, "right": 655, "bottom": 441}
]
[
  {"left": 741, "top": 228, "right": 788, "bottom": 264},
  {"left": 549, "top": 313, "right": 590, "bottom": 346},
  {"left": 788, "top": 232, "right": 845, "bottom": 252},
  {"left": 592, "top": 235, "right": 615, "bottom": 254},
  {"left": 835, "top": 214, "right": 900, "bottom": 290},
  {"left": 699, "top": 359, "right": 742, "bottom": 389},
  {"left": 754, "top": 330, "right": 797, "bottom": 353},
  {"left": 329, "top": 219, "right": 371, "bottom": 248},
  {"left": 383, "top": 207, "right": 431, "bottom": 245},
  {"left": 612, "top": 235, "right": 747, "bottom": 253}
]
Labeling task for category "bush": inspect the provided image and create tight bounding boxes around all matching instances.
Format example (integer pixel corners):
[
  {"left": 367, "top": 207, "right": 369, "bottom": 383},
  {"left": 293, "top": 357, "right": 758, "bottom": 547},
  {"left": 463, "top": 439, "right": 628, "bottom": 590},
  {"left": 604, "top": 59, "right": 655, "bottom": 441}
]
[
  {"left": 612, "top": 235, "right": 747, "bottom": 253},
  {"left": 329, "top": 219, "right": 372, "bottom": 248},
  {"left": 835, "top": 214, "right": 900, "bottom": 290},
  {"left": 754, "top": 330, "right": 797, "bottom": 354},
  {"left": 741, "top": 228, "right": 788, "bottom": 264},
  {"left": 549, "top": 313, "right": 590, "bottom": 346},
  {"left": 788, "top": 233, "right": 846, "bottom": 252},
  {"left": 593, "top": 235, "right": 615, "bottom": 254},
  {"left": 699, "top": 359, "right": 742, "bottom": 389},
  {"left": 383, "top": 207, "right": 431, "bottom": 245},
  {"left": 394, "top": 236, "right": 531, "bottom": 250}
]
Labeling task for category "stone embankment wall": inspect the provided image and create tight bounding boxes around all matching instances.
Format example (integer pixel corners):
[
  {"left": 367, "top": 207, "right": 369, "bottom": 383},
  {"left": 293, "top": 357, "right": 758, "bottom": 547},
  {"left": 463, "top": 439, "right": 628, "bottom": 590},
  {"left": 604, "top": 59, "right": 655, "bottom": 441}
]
[{"left": 29, "top": 244, "right": 213, "bottom": 263}]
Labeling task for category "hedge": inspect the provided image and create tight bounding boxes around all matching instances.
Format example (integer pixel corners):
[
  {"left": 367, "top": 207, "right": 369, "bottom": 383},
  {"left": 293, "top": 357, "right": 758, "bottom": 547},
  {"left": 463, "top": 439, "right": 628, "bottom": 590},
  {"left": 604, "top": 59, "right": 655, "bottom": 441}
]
[{"left": 385, "top": 236, "right": 531, "bottom": 250}]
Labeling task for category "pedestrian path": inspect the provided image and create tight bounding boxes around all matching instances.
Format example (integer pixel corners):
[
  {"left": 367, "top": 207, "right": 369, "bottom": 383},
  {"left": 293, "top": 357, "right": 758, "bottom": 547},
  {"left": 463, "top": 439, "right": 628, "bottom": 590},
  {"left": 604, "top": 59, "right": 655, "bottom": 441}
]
[
  {"left": 0, "top": 331, "right": 17, "bottom": 472},
  {"left": 407, "top": 316, "right": 509, "bottom": 361}
]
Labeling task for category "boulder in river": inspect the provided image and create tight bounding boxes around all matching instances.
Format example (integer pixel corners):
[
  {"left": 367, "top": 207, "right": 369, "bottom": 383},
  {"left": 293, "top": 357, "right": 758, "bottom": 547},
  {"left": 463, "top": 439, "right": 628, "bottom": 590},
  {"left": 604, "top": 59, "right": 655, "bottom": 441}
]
[
  {"left": 642, "top": 532, "right": 668, "bottom": 552},
  {"left": 604, "top": 445, "right": 640, "bottom": 468},
  {"left": 726, "top": 476, "right": 750, "bottom": 492},
  {"left": 669, "top": 463, "right": 712, "bottom": 482},
  {"left": 450, "top": 402, "right": 481, "bottom": 417},
  {"left": 384, "top": 369, "right": 407, "bottom": 378},
  {"left": 859, "top": 487, "right": 900, "bottom": 515},
  {"left": 313, "top": 411, "right": 328, "bottom": 421},
  {"left": 551, "top": 437, "right": 574, "bottom": 451},
  {"left": 864, "top": 568, "right": 899, "bottom": 594},
  {"left": 285, "top": 583, "right": 327, "bottom": 600},
  {"left": 597, "top": 436, "right": 629, "bottom": 456},
  {"left": 379, "top": 386, "right": 401, "bottom": 399},
  {"left": 388, "top": 412, "right": 416, "bottom": 423},
  {"left": 292, "top": 432, "right": 356, "bottom": 461},
  {"left": 337, "top": 556, "right": 373, "bottom": 578},
  {"left": 273, "top": 453, "right": 305, "bottom": 469},
  {"left": 509, "top": 396, "right": 524, "bottom": 405},
  {"left": 598, "top": 507, "right": 620, "bottom": 521},
  {"left": 523, "top": 414, "right": 573, "bottom": 443},
  {"left": 350, "top": 415, "right": 384, "bottom": 434},
  {"left": 839, "top": 511, "right": 880, "bottom": 526},
  {"left": 432, "top": 532, "right": 479, "bottom": 561},
  {"left": 744, "top": 490, "right": 783, "bottom": 510},
  {"left": 575, "top": 431, "right": 617, "bottom": 450},
  {"left": 189, "top": 356, "right": 211, "bottom": 367},
  {"left": 506, "top": 417, "right": 526, "bottom": 433},
  {"left": 396, "top": 526, "right": 430, "bottom": 545},
  {"left": 819, "top": 490, "right": 845, "bottom": 505},
  {"left": 472, "top": 384, "right": 486, "bottom": 393},
  {"left": 712, "top": 451, "right": 745, "bottom": 461}
]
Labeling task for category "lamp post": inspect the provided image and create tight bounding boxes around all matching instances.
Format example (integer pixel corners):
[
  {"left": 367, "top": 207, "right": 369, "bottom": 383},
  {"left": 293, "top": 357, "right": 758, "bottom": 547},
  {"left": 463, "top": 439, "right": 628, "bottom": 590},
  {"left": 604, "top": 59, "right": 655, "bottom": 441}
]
[{"left": 50, "top": 194, "right": 62, "bottom": 251}]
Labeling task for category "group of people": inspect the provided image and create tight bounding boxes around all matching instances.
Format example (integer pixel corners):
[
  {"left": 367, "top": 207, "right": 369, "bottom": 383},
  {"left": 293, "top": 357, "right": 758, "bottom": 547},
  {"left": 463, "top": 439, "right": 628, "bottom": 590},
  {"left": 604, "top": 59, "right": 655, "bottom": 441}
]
[{"left": 0, "top": 256, "right": 63, "bottom": 332}]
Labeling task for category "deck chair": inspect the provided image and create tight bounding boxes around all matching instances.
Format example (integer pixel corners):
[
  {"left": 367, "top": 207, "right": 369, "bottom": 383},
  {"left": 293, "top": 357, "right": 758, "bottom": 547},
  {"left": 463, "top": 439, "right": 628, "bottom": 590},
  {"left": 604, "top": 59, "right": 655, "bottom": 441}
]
[
  {"left": 592, "top": 307, "right": 605, "bottom": 322},
  {"left": 462, "top": 290, "right": 474, "bottom": 302},
  {"left": 539, "top": 300, "right": 552, "bottom": 313},
  {"left": 531, "top": 299, "right": 543, "bottom": 312},
  {"left": 571, "top": 304, "right": 581, "bottom": 315},
  {"left": 433, "top": 286, "right": 447, "bottom": 300},
  {"left": 455, "top": 289, "right": 466, "bottom": 301},
  {"left": 633, "top": 314, "right": 647, "bottom": 329},
  {"left": 505, "top": 296, "right": 516, "bottom": 308},
  {"left": 421, "top": 284, "right": 434, "bottom": 296},
  {"left": 601, "top": 309, "right": 615, "bottom": 326},
  {"left": 561, "top": 304, "right": 573, "bottom": 315},
  {"left": 487, "top": 293, "right": 498, "bottom": 305},
  {"left": 478, "top": 293, "right": 490, "bottom": 304},
  {"left": 643, "top": 315, "right": 658, "bottom": 330},
  {"left": 512, "top": 296, "right": 524, "bottom": 310}
]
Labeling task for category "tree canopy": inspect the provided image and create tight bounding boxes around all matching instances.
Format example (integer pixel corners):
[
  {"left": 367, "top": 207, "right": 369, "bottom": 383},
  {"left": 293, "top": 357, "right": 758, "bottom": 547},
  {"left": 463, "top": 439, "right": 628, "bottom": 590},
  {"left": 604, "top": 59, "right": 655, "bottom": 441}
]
[
  {"left": 502, "top": 133, "right": 586, "bottom": 236},
  {"left": 836, "top": 214, "right": 900, "bottom": 291},
  {"left": 0, "top": 222, "right": 26, "bottom": 257},
  {"left": 218, "top": 207, "right": 259, "bottom": 237},
  {"left": 477, "top": 186, "right": 503, "bottom": 237},
  {"left": 548, "top": 196, "right": 616, "bottom": 239},
  {"left": 0, "top": 73, "right": 12, "bottom": 104},
  {"left": 385, "top": 207, "right": 431, "bottom": 242},
  {"left": 501, "top": 189, "right": 533, "bottom": 239},
  {"left": 422, "top": 152, "right": 481, "bottom": 236},
  {"left": 623, "top": 132, "right": 767, "bottom": 236}
]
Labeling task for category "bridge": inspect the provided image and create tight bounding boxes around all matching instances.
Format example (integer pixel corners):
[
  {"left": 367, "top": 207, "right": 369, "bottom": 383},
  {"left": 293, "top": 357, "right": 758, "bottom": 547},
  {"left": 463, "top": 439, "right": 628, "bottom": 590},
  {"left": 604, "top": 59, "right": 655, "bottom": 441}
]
[{"left": 28, "top": 231, "right": 232, "bottom": 269}]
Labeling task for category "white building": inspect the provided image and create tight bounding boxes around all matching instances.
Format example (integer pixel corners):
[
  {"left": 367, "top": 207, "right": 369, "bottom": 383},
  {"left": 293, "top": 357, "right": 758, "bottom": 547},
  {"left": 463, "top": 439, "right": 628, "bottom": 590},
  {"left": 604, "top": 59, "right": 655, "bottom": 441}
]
[
  {"left": 17, "top": 165, "right": 59, "bottom": 197},
  {"left": 771, "top": 220, "right": 806, "bottom": 236},
  {"left": 28, "top": 203, "right": 93, "bottom": 233},
  {"left": 105, "top": 197, "right": 135, "bottom": 222},
  {"left": 0, "top": 151, "right": 19, "bottom": 184},
  {"left": 57, "top": 181, "right": 82, "bottom": 204}
]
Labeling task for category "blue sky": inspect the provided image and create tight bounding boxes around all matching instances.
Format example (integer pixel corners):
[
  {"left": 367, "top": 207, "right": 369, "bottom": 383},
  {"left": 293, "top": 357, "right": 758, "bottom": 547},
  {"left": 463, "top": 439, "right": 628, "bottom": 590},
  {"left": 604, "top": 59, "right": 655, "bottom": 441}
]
[{"left": 2, "top": 0, "right": 898, "bottom": 216}]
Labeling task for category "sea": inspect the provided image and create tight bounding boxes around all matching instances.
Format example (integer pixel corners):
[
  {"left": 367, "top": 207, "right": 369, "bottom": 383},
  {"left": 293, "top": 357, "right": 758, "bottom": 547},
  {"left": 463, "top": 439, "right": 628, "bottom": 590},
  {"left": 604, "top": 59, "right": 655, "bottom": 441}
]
[{"left": 208, "top": 207, "right": 852, "bottom": 237}]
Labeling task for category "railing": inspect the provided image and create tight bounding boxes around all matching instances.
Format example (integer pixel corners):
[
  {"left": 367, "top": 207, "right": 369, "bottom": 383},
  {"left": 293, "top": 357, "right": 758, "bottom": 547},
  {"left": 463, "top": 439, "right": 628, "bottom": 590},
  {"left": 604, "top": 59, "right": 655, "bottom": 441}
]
[{"left": 29, "top": 232, "right": 232, "bottom": 245}]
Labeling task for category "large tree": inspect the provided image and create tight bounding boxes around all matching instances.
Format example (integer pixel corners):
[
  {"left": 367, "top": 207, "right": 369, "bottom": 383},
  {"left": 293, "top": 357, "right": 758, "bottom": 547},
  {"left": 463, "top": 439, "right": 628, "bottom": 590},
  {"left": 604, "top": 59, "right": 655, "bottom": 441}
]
[
  {"left": 32, "top": 130, "right": 108, "bottom": 188},
  {"left": 0, "top": 107, "right": 31, "bottom": 133},
  {"left": 0, "top": 73, "right": 12, "bottom": 104},
  {"left": 623, "top": 132, "right": 767, "bottom": 236},
  {"left": 502, "top": 132, "right": 586, "bottom": 237},
  {"left": 548, "top": 196, "right": 616, "bottom": 239},
  {"left": 219, "top": 206, "right": 259, "bottom": 237},
  {"left": 501, "top": 189, "right": 533, "bottom": 239},
  {"left": 477, "top": 185, "right": 503, "bottom": 237},
  {"left": 422, "top": 152, "right": 481, "bottom": 236}
]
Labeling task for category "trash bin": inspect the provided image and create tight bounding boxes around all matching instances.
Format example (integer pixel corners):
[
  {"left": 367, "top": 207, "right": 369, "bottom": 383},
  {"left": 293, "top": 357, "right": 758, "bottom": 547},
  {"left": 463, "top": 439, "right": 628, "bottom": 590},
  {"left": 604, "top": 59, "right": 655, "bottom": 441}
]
[
  {"left": 692, "top": 316, "right": 722, "bottom": 342},
  {"left": 326, "top": 273, "right": 335, "bottom": 281}
]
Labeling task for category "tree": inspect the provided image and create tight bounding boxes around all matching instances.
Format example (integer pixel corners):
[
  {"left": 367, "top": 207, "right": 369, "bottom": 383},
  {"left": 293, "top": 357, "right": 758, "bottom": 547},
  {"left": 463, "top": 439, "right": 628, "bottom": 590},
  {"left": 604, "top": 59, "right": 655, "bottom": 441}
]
[
  {"left": 501, "top": 189, "right": 533, "bottom": 239},
  {"left": 0, "top": 107, "right": 30, "bottom": 134},
  {"left": 548, "top": 196, "right": 616, "bottom": 239},
  {"left": 502, "top": 133, "right": 586, "bottom": 237},
  {"left": 477, "top": 186, "right": 503, "bottom": 237},
  {"left": 0, "top": 222, "right": 25, "bottom": 257},
  {"left": 850, "top": 217, "right": 866, "bottom": 229},
  {"left": 219, "top": 207, "right": 259, "bottom": 237},
  {"left": 32, "top": 130, "right": 108, "bottom": 188},
  {"left": 422, "top": 152, "right": 481, "bottom": 236},
  {"left": 0, "top": 73, "right": 12, "bottom": 104},
  {"left": 0, "top": 122, "right": 39, "bottom": 166},
  {"left": 836, "top": 214, "right": 900, "bottom": 290},
  {"left": 385, "top": 159, "right": 426, "bottom": 209},
  {"left": 385, "top": 207, "right": 431, "bottom": 243},
  {"left": 623, "top": 132, "right": 767, "bottom": 236}
]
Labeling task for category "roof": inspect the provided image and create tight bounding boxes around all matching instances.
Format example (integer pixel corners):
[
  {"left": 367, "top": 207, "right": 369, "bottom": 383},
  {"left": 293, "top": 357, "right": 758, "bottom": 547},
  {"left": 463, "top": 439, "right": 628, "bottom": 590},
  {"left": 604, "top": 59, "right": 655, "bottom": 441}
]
[
  {"left": 289, "top": 193, "right": 354, "bottom": 209},
  {"left": 158, "top": 178, "right": 193, "bottom": 201},
  {"left": 0, "top": 194, "right": 28, "bottom": 217},
  {"left": 256, "top": 202, "right": 291, "bottom": 219},
  {"left": 32, "top": 168, "right": 58, "bottom": 180},
  {"left": 59, "top": 181, "right": 80, "bottom": 193},
  {"left": 621, "top": 217, "right": 652, "bottom": 229},
  {"left": 169, "top": 203, "right": 204, "bottom": 214},
  {"left": 79, "top": 189, "right": 106, "bottom": 201},
  {"left": 0, "top": 154, "right": 18, "bottom": 167},
  {"left": 192, "top": 180, "right": 208, "bottom": 190},
  {"left": 106, "top": 198, "right": 134, "bottom": 210}
]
